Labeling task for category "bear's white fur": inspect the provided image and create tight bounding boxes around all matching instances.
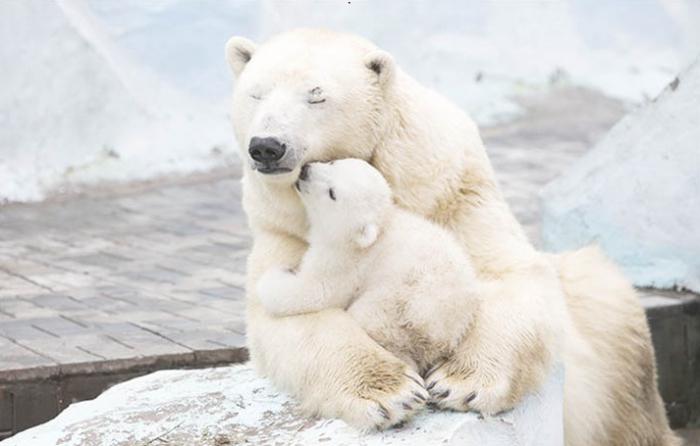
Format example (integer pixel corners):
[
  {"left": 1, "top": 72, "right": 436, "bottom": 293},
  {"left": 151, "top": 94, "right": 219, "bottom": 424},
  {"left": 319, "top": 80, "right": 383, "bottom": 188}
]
[
  {"left": 256, "top": 159, "right": 480, "bottom": 385},
  {"left": 226, "top": 29, "right": 679, "bottom": 445}
]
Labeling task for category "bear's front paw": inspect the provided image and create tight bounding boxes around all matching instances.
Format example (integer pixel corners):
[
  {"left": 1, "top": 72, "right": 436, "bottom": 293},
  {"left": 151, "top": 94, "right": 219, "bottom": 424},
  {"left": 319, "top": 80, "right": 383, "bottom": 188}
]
[
  {"left": 340, "top": 363, "right": 429, "bottom": 431},
  {"left": 424, "top": 360, "right": 508, "bottom": 414},
  {"left": 256, "top": 267, "right": 295, "bottom": 314},
  {"left": 425, "top": 334, "right": 550, "bottom": 415}
]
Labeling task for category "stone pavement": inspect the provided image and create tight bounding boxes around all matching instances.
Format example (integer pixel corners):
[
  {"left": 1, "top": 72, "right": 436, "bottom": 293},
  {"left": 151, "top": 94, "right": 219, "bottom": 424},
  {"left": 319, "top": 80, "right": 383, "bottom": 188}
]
[
  {"left": 0, "top": 87, "right": 697, "bottom": 438},
  {"left": 0, "top": 170, "right": 249, "bottom": 373}
]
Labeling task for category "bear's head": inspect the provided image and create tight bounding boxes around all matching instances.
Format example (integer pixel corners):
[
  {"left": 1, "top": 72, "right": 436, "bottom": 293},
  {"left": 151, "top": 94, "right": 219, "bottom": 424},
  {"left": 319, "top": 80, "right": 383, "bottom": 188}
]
[
  {"left": 295, "top": 158, "right": 391, "bottom": 249},
  {"left": 225, "top": 29, "right": 395, "bottom": 185}
]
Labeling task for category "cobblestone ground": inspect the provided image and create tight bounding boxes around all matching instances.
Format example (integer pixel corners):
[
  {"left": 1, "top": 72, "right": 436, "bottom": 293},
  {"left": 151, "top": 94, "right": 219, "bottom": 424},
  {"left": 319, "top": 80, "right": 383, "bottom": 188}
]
[
  {"left": 0, "top": 174, "right": 249, "bottom": 370},
  {"left": 0, "top": 87, "right": 627, "bottom": 372}
]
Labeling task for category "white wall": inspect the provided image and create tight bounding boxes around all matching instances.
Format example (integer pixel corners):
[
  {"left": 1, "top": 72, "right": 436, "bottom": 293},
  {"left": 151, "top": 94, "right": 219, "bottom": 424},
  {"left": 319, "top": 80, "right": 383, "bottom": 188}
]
[{"left": 1, "top": 0, "right": 698, "bottom": 203}]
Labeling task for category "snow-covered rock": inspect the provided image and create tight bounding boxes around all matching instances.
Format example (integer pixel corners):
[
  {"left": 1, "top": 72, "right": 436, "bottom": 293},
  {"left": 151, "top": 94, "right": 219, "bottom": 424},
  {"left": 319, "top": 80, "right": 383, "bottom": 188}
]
[
  {"left": 1, "top": 364, "right": 564, "bottom": 446},
  {"left": 541, "top": 59, "right": 700, "bottom": 292}
]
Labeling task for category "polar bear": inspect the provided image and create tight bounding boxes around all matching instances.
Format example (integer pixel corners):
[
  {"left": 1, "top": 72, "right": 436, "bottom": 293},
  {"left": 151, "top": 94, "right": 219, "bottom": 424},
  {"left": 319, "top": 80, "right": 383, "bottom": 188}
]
[
  {"left": 225, "top": 29, "right": 679, "bottom": 445},
  {"left": 256, "top": 159, "right": 480, "bottom": 384}
]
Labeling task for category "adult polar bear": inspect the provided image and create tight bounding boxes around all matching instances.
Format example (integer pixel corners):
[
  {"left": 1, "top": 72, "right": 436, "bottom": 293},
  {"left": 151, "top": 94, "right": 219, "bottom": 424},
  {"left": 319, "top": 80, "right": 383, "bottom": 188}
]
[{"left": 225, "top": 29, "right": 678, "bottom": 445}]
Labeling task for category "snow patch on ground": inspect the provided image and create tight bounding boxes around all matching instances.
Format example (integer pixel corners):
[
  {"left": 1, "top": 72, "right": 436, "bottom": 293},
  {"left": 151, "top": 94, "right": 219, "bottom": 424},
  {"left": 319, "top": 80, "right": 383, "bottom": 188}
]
[{"left": 541, "top": 59, "right": 700, "bottom": 292}]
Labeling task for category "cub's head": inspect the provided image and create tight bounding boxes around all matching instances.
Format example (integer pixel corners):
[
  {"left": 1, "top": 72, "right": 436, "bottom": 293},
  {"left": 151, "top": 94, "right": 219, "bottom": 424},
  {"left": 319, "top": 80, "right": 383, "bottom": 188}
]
[
  {"left": 295, "top": 158, "right": 392, "bottom": 248},
  {"left": 225, "top": 29, "right": 395, "bottom": 184}
]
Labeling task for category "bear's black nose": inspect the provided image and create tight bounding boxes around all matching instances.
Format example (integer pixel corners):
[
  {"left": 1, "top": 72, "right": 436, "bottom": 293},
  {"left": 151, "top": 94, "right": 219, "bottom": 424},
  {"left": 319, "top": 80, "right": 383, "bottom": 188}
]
[
  {"left": 249, "top": 137, "right": 286, "bottom": 163},
  {"left": 298, "top": 164, "right": 310, "bottom": 181}
]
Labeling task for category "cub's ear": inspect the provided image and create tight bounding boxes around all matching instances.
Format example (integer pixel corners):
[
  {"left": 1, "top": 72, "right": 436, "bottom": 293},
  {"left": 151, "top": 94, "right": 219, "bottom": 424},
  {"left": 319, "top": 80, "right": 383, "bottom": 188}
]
[
  {"left": 225, "top": 36, "right": 256, "bottom": 77},
  {"left": 355, "top": 223, "right": 379, "bottom": 249},
  {"left": 364, "top": 50, "right": 395, "bottom": 88}
]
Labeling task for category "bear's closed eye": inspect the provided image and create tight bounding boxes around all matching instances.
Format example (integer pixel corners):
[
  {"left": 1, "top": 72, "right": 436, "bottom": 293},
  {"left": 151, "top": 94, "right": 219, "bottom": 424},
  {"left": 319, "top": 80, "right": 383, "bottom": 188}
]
[
  {"left": 329, "top": 188, "right": 336, "bottom": 200},
  {"left": 308, "top": 87, "right": 326, "bottom": 104}
]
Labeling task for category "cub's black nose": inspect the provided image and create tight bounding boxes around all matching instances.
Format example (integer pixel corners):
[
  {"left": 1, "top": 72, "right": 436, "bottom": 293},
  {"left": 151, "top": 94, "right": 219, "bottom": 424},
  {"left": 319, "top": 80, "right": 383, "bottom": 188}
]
[
  {"left": 299, "top": 164, "right": 310, "bottom": 181},
  {"left": 249, "top": 137, "right": 286, "bottom": 163}
]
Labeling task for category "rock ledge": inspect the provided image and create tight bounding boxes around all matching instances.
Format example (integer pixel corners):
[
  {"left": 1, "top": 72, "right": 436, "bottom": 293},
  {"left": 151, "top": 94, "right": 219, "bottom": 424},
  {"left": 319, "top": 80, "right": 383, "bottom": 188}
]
[{"left": 1, "top": 364, "right": 563, "bottom": 446}]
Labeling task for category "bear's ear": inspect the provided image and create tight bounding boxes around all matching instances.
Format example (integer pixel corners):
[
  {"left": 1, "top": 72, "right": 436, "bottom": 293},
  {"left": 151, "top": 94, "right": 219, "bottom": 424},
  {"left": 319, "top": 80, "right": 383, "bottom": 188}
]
[
  {"left": 364, "top": 50, "right": 395, "bottom": 89},
  {"left": 225, "top": 36, "right": 257, "bottom": 77},
  {"left": 354, "top": 223, "right": 379, "bottom": 249}
]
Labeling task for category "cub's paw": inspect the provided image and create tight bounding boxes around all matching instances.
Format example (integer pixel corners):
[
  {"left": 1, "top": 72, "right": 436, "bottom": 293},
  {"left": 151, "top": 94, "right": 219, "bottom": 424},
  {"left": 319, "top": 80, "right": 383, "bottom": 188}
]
[
  {"left": 255, "top": 266, "right": 294, "bottom": 312},
  {"left": 343, "top": 365, "right": 429, "bottom": 431}
]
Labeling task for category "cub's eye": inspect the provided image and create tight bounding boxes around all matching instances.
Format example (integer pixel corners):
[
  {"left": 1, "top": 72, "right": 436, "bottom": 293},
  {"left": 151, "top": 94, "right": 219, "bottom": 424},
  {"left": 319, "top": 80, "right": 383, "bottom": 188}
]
[
  {"left": 308, "top": 86, "right": 326, "bottom": 105},
  {"left": 328, "top": 188, "right": 336, "bottom": 201},
  {"left": 250, "top": 93, "right": 262, "bottom": 100}
]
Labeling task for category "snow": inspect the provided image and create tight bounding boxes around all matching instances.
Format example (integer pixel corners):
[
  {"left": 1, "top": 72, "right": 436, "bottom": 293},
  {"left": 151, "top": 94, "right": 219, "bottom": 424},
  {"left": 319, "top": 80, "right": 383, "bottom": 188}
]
[
  {"left": 0, "top": 363, "right": 564, "bottom": 446},
  {"left": 1, "top": 0, "right": 698, "bottom": 203},
  {"left": 541, "top": 59, "right": 700, "bottom": 293}
]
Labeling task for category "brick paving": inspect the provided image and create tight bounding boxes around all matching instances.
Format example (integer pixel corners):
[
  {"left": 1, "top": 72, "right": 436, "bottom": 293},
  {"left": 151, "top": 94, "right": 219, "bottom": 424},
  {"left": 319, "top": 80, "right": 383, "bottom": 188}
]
[
  {"left": 0, "top": 87, "right": 697, "bottom": 436},
  {"left": 0, "top": 171, "right": 249, "bottom": 375}
]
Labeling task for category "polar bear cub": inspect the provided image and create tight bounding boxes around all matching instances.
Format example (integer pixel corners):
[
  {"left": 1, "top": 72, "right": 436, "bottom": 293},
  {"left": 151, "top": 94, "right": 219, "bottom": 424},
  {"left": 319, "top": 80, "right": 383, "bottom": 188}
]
[{"left": 256, "top": 158, "right": 480, "bottom": 372}]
